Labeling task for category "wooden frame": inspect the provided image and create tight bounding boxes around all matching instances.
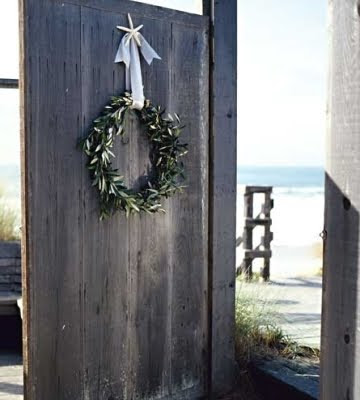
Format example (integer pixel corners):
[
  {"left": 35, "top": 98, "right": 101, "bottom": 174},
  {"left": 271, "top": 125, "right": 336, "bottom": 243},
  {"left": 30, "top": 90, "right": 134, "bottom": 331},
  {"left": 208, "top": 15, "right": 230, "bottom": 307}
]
[{"left": 203, "top": 0, "right": 237, "bottom": 396}]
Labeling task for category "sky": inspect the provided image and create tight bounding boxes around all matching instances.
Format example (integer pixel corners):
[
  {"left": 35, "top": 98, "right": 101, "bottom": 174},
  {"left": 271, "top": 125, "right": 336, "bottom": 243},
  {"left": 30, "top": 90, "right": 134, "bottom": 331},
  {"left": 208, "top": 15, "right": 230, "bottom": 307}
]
[
  {"left": 0, "top": 0, "right": 327, "bottom": 167},
  {"left": 237, "top": 0, "right": 327, "bottom": 166}
]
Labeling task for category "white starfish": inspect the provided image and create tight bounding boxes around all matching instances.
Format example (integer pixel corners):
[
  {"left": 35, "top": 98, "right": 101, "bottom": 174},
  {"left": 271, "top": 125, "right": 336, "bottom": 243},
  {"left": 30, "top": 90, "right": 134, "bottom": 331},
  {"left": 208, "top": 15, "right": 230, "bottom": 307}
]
[{"left": 117, "top": 14, "right": 143, "bottom": 47}]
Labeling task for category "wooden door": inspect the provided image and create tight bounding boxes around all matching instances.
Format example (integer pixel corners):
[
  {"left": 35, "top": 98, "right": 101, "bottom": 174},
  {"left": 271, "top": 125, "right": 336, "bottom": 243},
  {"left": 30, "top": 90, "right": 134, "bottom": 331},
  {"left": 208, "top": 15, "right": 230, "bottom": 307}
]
[{"left": 20, "top": 1, "right": 209, "bottom": 398}]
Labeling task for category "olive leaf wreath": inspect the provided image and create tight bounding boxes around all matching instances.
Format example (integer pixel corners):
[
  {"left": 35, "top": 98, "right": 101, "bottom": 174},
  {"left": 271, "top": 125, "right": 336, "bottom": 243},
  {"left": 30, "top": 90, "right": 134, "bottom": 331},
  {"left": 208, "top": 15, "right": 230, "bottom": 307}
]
[{"left": 79, "top": 92, "right": 188, "bottom": 219}]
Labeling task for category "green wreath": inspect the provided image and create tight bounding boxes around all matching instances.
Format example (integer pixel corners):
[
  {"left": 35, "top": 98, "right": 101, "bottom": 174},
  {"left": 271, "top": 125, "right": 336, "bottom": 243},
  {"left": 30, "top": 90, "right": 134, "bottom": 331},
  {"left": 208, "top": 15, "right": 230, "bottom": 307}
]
[{"left": 80, "top": 92, "right": 188, "bottom": 219}]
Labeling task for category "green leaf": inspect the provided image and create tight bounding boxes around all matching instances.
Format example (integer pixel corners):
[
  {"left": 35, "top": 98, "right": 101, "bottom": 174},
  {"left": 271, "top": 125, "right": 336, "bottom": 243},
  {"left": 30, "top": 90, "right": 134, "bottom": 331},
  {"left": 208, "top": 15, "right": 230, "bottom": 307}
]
[{"left": 80, "top": 92, "right": 188, "bottom": 220}]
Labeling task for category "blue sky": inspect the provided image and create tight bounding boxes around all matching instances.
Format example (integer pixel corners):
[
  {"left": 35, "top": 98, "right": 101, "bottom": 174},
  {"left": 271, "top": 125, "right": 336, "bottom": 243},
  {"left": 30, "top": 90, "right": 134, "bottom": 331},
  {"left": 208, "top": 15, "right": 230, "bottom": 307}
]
[{"left": 0, "top": 0, "right": 327, "bottom": 166}]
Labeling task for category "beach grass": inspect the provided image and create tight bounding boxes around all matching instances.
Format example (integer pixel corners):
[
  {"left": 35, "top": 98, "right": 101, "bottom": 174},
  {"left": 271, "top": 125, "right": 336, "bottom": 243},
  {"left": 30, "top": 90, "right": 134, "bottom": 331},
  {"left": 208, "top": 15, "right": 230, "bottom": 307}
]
[
  {"left": 235, "top": 281, "right": 319, "bottom": 369},
  {"left": 0, "top": 184, "right": 20, "bottom": 241}
]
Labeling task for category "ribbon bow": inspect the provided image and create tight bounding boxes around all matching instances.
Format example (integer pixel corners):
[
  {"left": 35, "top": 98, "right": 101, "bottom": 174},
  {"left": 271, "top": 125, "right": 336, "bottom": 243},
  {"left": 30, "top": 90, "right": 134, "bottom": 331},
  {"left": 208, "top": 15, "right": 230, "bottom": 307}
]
[{"left": 115, "top": 14, "right": 161, "bottom": 110}]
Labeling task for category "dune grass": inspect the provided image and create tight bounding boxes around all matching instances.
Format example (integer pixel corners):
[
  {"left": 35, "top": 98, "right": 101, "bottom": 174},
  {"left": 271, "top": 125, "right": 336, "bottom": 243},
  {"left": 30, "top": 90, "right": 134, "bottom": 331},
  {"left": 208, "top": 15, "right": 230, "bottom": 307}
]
[
  {"left": 235, "top": 281, "right": 319, "bottom": 370},
  {"left": 0, "top": 185, "right": 20, "bottom": 241}
]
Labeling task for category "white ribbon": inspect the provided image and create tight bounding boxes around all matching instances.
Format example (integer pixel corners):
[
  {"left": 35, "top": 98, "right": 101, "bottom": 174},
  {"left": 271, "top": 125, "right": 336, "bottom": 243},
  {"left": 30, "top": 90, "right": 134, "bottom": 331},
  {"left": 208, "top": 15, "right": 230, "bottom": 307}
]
[{"left": 115, "top": 14, "right": 161, "bottom": 110}]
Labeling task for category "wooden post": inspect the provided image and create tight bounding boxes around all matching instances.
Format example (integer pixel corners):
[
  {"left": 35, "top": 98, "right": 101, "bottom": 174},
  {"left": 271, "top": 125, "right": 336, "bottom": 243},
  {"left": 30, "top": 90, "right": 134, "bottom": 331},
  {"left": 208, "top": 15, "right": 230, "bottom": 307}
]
[
  {"left": 237, "top": 187, "right": 273, "bottom": 281},
  {"left": 242, "top": 191, "right": 254, "bottom": 279},
  {"left": 320, "top": 1, "right": 360, "bottom": 399},
  {"left": 204, "top": 0, "right": 237, "bottom": 396},
  {"left": 261, "top": 191, "right": 273, "bottom": 281}
]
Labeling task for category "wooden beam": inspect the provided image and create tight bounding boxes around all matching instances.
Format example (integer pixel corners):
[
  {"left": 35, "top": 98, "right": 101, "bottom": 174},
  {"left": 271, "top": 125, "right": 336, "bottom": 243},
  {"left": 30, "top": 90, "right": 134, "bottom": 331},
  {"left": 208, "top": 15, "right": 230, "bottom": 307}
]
[
  {"left": 320, "top": 0, "right": 360, "bottom": 399},
  {"left": 0, "top": 79, "right": 19, "bottom": 89},
  {"left": 204, "top": 0, "right": 237, "bottom": 396},
  {"left": 18, "top": 0, "right": 30, "bottom": 397}
]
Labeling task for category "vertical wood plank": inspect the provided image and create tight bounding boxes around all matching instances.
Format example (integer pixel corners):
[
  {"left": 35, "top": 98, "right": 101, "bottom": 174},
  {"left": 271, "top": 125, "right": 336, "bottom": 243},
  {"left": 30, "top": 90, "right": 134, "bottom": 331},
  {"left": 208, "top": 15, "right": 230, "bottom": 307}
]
[
  {"left": 204, "top": 0, "right": 237, "bottom": 395},
  {"left": 126, "top": 15, "right": 172, "bottom": 399},
  {"left": 20, "top": 1, "right": 84, "bottom": 399},
  {"left": 19, "top": 0, "right": 29, "bottom": 394},
  {"left": 80, "top": 9, "right": 132, "bottom": 400},
  {"left": 169, "top": 21, "right": 209, "bottom": 397},
  {"left": 320, "top": 1, "right": 360, "bottom": 399}
]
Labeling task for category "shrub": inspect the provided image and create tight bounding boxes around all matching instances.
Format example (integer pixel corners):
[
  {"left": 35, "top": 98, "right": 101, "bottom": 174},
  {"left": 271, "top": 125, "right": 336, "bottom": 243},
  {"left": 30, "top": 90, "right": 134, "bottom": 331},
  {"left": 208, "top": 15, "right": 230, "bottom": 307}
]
[{"left": 0, "top": 185, "right": 20, "bottom": 241}]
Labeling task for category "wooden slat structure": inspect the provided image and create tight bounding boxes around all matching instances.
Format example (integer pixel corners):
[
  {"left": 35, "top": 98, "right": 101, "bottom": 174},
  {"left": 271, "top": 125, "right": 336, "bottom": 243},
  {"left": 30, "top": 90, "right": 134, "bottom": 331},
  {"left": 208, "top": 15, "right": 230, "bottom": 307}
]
[
  {"left": 19, "top": 0, "right": 237, "bottom": 399},
  {"left": 320, "top": 0, "right": 360, "bottom": 399},
  {"left": 0, "top": 78, "right": 19, "bottom": 89},
  {"left": 237, "top": 186, "right": 273, "bottom": 281}
]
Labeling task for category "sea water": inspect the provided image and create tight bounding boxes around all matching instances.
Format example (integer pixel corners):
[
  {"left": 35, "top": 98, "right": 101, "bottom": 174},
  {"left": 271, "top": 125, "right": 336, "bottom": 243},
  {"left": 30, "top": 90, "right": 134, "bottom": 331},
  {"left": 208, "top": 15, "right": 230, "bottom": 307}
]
[{"left": 237, "top": 166, "right": 324, "bottom": 277}]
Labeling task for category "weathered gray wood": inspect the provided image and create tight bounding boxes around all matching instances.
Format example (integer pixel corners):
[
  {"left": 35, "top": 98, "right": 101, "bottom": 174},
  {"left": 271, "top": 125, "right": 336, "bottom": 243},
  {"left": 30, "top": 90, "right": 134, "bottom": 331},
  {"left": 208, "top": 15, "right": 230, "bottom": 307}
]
[
  {"left": 261, "top": 192, "right": 272, "bottom": 280},
  {"left": 80, "top": 9, "right": 129, "bottom": 399},
  {"left": 246, "top": 186, "right": 272, "bottom": 194},
  {"left": 0, "top": 242, "right": 22, "bottom": 293},
  {"left": 20, "top": 1, "right": 85, "bottom": 399},
  {"left": 124, "top": 17, "right": 172, "bottom": 398},
  {"left": 21, "top": 1, "right": 209, "bottom": 399},
  {"left": 244, "top": 250, "right": 272, "bottom": 259},
  {"left": 168, "top": 21, "right": 209, "bottom": 397},
  {"left": 320, "top": 1, "right": 360, "bottom": 399},
  {"left": 238, "top": 188, "right": 273, "bottom": 280},
  {"left": 204, "top": 0, "right": 237, "bottom": 395},
  {"left": 0, "top": 79, "right": 19, "bottom": 89},
  {"left": 0, "top": 242, "right": 20, "bottom": 259},
  {"left": 18, "top": 0, "right": 29, "bottom": 393}
]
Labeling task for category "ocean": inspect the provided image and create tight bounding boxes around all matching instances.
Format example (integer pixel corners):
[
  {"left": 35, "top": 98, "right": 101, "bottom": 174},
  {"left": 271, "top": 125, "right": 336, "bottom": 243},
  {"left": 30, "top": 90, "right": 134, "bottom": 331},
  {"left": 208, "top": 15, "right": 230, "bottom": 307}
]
[
  {"left": 237, "top": 166, "right": 324, "bottom": 277},
  {"left": 237, "top": 166, "right": 324, "bottom": 190}
]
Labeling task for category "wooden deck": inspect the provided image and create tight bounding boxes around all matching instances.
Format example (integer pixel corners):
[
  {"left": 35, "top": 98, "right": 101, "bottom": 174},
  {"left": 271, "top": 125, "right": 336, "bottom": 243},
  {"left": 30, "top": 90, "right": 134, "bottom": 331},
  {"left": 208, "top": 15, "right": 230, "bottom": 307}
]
[{"left": 0, "top": 353, "right": 23, "bottom": 400}]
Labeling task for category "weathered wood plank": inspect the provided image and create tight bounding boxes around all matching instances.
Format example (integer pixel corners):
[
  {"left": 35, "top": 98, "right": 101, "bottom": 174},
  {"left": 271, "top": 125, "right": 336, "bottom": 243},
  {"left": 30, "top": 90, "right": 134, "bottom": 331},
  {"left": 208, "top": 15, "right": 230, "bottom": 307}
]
[
  {"left": 80, "top": 9, "right": 129, "bottom": 399},
  {"left": 245, "top": 186, "right": 273, "bottom": 194},
  {"left": 20, "top": 1, "right": 84, "bottom": 399},
  {"left": 320, "top": 1, "right": 360, "bottom": 399},
  {"left": 0, "top": 79, "right": 19, "bottom": 89},
  {"left": 0, "top": 242, "right": 20, "bottom": 259},
  {"left": 169, "top": 21, "right": 209, "bottom": 396},
  {"left": 204, "top": 0, "right": 237, "bottom": 395},
  {"left": 18, "top": 0, "right": 29, "bottom": 391},
  {"left": 126, "top": 16, "right": 172, "bottom": 399}
]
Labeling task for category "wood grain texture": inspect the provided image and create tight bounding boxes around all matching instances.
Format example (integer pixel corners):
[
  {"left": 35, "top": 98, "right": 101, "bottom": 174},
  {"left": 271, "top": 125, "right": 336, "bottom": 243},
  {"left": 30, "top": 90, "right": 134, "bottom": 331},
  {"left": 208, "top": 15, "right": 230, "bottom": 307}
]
[
  {"left": 0, "top": 241, "right": 21, "bottom": 294},
  {"left": 0, "top": 79, "right": 19, "bottom": 89},
  {"left": 320, "top": 1, "right": 360, "bottom": 399},
  {"left": 80, "top": 9, "right": 129, "bottom": 400},
  {"left": 169, "top": 21, "right": 209, "bottom": 397},
  {"left": 21, "top": 1, "right": 84, "bottom": 399},
  {"left": 204, "top": 0, "right": 237, "bottom": 395},
  {"left": 21, "top": 1, "right": 209, "bottom": 399}
]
